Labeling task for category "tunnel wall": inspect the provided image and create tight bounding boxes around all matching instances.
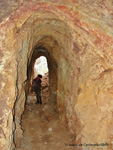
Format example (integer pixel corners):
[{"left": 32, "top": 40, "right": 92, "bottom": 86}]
[{"left": 0, "top": 1, "right": 113, "bottom": 150}]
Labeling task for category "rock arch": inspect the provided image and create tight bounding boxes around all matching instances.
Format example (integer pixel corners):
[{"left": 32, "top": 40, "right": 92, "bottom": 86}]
[{"left": 0, "top": 1, "right": 113, "bottom": 150}]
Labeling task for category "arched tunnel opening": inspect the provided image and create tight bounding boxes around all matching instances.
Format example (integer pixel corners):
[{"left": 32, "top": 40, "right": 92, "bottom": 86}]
[
  {"left": 28, "top": 54, "right": 49, "bottom": 105},
  {"left": 17, "top": 46, "right": 69, "bottom": 149},
  {"left": 31, "top": 55, "right": 49, "bottom": 104},
  {"left": 27, "top": 45, "right": 58, "bottom": 105},
  {"left": 0, "top": 1, "right": 113, "bottom": 150},
  {"left": 13, "top": 37, "right": 79, "bottom": 149}
]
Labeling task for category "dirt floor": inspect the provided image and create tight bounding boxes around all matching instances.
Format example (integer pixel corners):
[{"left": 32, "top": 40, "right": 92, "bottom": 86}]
[{"left": 16, "top": 75, "right": 75, "bottom": 150}]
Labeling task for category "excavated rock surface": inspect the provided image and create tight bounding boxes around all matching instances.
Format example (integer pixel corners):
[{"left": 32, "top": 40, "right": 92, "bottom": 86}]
[
  {"left": 17, "top": 97, "right": 74, "bottom": 150},
  {"left": 0, "top": 1, "right": 113, "bottom": 150},
  {"left": 16, "top": 76, "right": 75, "bottom": 150}
]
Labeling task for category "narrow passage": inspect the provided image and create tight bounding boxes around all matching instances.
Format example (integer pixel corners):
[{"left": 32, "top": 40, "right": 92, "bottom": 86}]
[{"left": 17, "top": 75, "right": 75, "bottom": 150}]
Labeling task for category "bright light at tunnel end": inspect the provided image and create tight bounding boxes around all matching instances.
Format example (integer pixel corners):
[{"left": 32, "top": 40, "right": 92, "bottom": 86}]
[{"left": 34, "top": 56, "right": 48, "bottom": 76}]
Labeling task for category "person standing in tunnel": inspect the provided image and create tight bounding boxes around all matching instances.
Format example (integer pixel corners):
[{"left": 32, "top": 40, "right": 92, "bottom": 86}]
[{"left": 32, "top": 74, "right": 42, "bottom": 105}]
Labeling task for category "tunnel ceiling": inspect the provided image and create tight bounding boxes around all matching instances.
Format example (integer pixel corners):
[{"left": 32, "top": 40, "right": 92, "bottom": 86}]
[
  {"left": 0, "top": 0, "right": 113, "bottom": 150},
  {"left": 0, "top": 0, "right": 112, "bottom": 65}
]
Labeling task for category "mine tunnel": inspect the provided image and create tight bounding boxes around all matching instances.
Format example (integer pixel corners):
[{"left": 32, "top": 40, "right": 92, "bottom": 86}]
[
  {"left": 13, "top": 38, "right": 73, "bottom": 149},
  {"left": 31, "top": 55, "right": 49, "bottom": 104},
  {"left": 27, "top": 46, "right": 58, "bottom": 105},
  {"left": 0, "top": 1, "right": 113, "bottom": 150}
]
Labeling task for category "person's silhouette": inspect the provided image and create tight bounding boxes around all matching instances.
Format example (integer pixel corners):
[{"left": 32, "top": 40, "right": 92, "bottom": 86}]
[{"left": 32, "top": 74, "right": 42, "bottom": 104}]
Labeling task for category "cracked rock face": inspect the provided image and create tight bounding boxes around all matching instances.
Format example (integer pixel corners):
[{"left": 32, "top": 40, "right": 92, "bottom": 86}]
[{"left": 0, "top": 0, "right": 113, "bottom": 150}]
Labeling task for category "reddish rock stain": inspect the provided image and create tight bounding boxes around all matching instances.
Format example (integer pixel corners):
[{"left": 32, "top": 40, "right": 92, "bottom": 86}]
[
  {"left": 0, "top": 1, "right": 113, "bottom": 50},
  {"left": 72, "top": 0, "right": 78, "bottom": 4}
]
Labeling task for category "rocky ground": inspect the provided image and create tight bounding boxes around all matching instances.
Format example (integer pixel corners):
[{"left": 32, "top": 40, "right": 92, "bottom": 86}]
[{"left": 16, "top": 75, "right": 75, "bottom": 150}]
